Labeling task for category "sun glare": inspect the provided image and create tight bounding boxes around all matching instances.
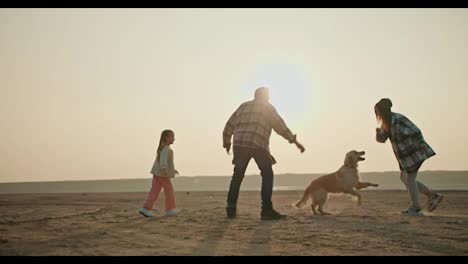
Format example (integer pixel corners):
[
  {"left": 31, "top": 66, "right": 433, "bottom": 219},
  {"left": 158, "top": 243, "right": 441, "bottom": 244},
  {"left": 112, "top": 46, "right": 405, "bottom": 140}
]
[{"left": 242, "top": 63, "right": 315, "bottom": 121}]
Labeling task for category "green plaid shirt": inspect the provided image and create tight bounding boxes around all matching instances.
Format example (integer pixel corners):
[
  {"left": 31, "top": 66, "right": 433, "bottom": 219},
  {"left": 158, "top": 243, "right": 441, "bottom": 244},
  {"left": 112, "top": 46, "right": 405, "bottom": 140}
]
[{"left": 376, "top": 112, "right": 436, "bottom": 172}]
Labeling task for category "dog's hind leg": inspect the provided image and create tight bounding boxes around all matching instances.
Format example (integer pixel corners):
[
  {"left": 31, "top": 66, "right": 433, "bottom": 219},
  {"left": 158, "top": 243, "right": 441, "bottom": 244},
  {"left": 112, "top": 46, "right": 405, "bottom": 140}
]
[
  {"left": 311, "top": 203, "right": 319, "bottom": 215},
  {"left": 318, "top": 204, "right": 331, "bottom": 215},
  {"left": 318, "top": 202, "right": 331, "bottom": 215},
  {"left": 316, "top": 191, "right": 331, "bottom": 215}
]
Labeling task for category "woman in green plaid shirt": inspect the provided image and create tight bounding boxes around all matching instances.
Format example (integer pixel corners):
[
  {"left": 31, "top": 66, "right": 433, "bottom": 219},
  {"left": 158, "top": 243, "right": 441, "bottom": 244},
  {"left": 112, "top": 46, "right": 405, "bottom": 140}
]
[{"left": 375, "top": 98, "right": 443, "bottom": 216}]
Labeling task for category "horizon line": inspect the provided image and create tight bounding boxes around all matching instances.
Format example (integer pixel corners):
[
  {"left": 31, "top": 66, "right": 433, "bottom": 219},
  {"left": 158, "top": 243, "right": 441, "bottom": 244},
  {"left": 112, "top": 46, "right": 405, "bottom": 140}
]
[{"left": 1, "top": 169, "right": 467, "bottom": 184}]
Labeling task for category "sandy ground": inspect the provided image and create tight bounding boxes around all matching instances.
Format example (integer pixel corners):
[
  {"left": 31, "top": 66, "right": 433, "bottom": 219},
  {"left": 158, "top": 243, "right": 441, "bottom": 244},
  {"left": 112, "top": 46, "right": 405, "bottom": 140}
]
[{"left": 0, "top": 190, "right": 467, "bottom": 256}]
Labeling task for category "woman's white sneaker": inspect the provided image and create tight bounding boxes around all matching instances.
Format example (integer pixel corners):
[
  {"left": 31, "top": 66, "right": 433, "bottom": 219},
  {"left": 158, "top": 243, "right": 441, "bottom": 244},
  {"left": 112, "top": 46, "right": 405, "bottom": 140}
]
[{"left": 401, "top": 207, "right": 424, "bottom": 216}]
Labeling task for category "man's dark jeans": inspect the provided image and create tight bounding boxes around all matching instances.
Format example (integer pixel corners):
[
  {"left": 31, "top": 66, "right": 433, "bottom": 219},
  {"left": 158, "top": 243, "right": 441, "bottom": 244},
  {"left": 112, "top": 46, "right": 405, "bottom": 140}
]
[{"left": 226, "top": 146, "right": 274, "bottom": 210}]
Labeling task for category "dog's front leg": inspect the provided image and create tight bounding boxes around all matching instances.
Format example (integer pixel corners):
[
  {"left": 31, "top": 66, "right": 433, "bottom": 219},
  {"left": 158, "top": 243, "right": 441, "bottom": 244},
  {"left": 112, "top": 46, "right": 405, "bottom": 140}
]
[
  {"left": 345, "top": 189, "right": 362, "bottom": 205},
  {"left": 356, "top": 182, "right": 379, "bottom": 190}
]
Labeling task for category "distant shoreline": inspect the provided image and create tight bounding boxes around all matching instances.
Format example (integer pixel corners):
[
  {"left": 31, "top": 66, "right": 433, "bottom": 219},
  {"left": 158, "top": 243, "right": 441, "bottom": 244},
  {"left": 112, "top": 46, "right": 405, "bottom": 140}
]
[
  {"left": 1, "top": 170, "right": 467, "bottom": 184},
  {"left": 1, "top": 189, "right": 468, "bottom": 196},
  {"left": 1, "top": 171, "right": 467, "bottom": 194}
]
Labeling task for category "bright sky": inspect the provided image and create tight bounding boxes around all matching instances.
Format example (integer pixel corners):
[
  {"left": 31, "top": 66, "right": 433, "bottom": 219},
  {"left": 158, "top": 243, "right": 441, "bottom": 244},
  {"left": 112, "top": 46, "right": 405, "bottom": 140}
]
[{"left": 1, "top": 8, "right": 467, "bottom": 182}]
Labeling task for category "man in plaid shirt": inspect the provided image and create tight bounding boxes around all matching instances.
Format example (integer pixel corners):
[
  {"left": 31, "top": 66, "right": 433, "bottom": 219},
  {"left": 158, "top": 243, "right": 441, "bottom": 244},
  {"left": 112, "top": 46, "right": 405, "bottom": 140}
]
[
  {"left": 223, "top": 87, "right": 305, "bottom": 220},
  {"left": 375, "top": 98, "right": 443, "bottom": 216}
]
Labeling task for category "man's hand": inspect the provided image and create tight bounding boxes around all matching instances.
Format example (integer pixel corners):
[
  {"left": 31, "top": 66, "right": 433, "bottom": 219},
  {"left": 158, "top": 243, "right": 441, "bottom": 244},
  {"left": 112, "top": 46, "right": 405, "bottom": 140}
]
[
  {"left": 290, "top": 135, "right": 305, "bottom": 153},
  {"left": 224, "top": 143, "right": 231, "bottom": 154},
  {"left": 295, "top": 141, "right": 305, "bottom": 153}
]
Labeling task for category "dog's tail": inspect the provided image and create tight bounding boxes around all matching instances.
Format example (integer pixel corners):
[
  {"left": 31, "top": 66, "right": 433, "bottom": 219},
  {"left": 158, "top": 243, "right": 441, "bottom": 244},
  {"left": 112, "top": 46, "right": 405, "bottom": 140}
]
[{"left": 293, "top": 187, "right": 312, "bottom": 209}]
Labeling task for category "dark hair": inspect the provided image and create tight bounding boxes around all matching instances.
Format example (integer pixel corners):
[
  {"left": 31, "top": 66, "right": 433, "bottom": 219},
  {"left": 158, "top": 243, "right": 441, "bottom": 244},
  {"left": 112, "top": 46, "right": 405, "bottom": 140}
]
[
  {"left": 156, "top": 129, "right": 174, "bottom": 162},
  {"left": 374, "top": 98, "right": 393, "bottom": 134}
]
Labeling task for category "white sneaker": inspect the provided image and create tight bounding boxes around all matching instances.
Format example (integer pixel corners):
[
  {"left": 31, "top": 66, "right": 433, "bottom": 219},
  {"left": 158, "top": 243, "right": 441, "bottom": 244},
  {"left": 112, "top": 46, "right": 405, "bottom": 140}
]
[
  {"left": 401, "top": 208, "right": 424, "bottom": 216},
  {"left": 139, "top": 207, "right": 154, "bottom": 218},
  {"left": 165, "top": 209, "right": 179, "bottom": 216},
  {"left": 428, "top": 193, "right": 444, "bottom": 212}
]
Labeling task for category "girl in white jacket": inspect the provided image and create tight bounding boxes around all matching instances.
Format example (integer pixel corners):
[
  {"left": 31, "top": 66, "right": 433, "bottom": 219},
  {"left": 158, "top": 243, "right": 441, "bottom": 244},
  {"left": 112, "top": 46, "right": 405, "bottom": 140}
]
[{"left": 139, "top": 129, "right": 179, "bottom": 218}]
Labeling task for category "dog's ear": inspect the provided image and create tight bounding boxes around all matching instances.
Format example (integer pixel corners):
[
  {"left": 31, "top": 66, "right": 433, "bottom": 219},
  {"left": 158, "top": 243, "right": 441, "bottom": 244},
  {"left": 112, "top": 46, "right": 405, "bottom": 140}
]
[{"left": 344, "top": 153, "right": 354, "bottom": 167}]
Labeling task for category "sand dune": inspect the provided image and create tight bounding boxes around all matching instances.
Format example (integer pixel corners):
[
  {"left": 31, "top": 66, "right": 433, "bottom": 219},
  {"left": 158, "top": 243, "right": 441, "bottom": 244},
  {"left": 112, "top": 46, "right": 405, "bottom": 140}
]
[{"left": 0, "top": 190, "right": 467, "bottom": 255}]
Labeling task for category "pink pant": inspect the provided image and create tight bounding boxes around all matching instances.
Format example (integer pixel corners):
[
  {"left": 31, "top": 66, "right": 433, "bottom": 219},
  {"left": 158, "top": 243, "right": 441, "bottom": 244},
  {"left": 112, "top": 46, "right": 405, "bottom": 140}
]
[{"left": 143, "top": 176, "right": 176, "bottom": 211}]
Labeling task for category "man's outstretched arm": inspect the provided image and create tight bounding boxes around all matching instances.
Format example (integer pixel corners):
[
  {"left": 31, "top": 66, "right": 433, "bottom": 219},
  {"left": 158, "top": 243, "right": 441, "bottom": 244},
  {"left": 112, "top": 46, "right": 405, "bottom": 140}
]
[{"left": 269, "top": 106, "right": 305, "bottom": 153}]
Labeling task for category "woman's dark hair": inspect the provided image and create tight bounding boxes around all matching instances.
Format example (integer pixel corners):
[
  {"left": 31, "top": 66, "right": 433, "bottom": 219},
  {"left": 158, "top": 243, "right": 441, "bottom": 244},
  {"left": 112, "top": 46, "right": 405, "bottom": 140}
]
[{"left": 375, "top": 98, "right": 393, "bottom": 134}]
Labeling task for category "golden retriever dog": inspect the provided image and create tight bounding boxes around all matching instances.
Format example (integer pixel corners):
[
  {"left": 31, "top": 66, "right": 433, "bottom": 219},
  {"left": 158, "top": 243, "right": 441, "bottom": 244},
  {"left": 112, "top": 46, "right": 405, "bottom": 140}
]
[{"left": 294, "top": 150, "right": 378, "bottom": 215}]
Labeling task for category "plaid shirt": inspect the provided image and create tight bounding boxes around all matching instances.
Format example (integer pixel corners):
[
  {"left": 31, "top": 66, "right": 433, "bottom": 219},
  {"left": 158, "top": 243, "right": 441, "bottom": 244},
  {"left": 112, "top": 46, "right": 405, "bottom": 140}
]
[
  {"left": 376, "top": 112, "right": 436, "bottom": 172},
  {"left": 223, "top": 100, "right": 296, "bottom": 163}
]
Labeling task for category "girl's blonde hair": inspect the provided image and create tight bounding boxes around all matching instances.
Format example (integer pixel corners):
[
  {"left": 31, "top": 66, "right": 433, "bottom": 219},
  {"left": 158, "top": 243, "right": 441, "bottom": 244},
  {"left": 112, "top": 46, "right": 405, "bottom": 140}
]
[{"left": 156, "top": 129, "right": 174, "bottom": 162}]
